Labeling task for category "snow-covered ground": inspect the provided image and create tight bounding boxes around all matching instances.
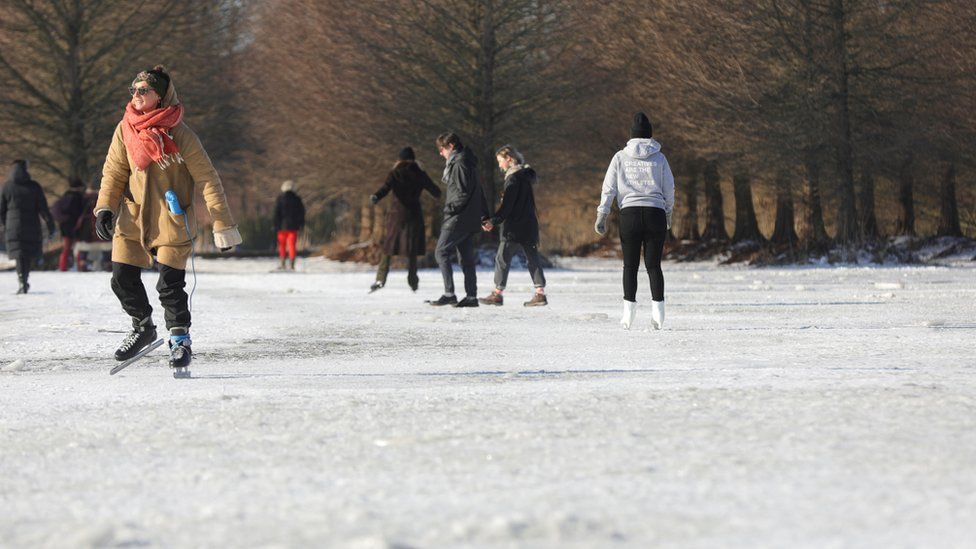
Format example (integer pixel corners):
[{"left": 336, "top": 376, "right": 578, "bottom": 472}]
[{"left": 1, "top": 257, "right": 975, "bottom": 548}]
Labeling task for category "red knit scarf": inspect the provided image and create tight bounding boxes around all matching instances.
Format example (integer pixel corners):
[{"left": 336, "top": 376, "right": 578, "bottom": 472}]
[{"left": 121, "top": 102, "right": 185, "bottom": 171}]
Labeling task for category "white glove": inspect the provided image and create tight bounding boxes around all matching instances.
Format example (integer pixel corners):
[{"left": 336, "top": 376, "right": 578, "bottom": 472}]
[
  {"left": 594, "top": 212, "right": 608, "bottom": 236},
  {"left": 666, "top": 210, "right": 673, "bottom": 230},
  {"left": 214, "top": 226, "right": 243, "bottom": 251}
]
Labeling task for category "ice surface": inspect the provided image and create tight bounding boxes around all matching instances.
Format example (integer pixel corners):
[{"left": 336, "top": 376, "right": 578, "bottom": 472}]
[{"left": 2, "top": 257, "right": 975, "bottom": 547}]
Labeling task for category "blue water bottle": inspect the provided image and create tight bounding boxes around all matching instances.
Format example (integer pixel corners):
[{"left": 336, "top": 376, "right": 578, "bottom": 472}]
[{"left": 165, "top": 190, "right": 184, "bottom": 215}]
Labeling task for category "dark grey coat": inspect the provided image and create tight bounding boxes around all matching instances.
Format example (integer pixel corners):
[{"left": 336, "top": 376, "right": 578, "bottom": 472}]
[
  {"left": 441, "top": 146, "right": 489, "bottom": 234},
  {"left": 1, "top": 163, "right": 54, "bottom": 257},
  {"left": 489, "top": 166, "right": 540, "bottom": 245}
]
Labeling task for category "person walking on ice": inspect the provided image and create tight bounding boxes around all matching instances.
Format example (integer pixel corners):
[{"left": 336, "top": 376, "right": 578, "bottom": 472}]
[
  {"left": 428, "top": 132, "right": 489, "bottom": 307},
  {"left": 1, "top": 160, "right": 55, "bottom": 294},
  {"left": 94, "top": 65, "right": 242, "bottom": 371},
  {"left": 479, "top": 145, "right": 548, "bottom": 307},
  {"left": 594, "top": 112, "right": 674, "bottom": 330},
  {"left": 273, "top": 180, "right": 305, "bottom": 271},
  {"left": 368, "top": 146, "right": 441, "bottom": 293}
]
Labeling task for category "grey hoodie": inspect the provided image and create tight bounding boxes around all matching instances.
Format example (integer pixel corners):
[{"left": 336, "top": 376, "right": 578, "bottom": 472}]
[{"left": 597, "top": 138, "right": 675, "bottom": 215}]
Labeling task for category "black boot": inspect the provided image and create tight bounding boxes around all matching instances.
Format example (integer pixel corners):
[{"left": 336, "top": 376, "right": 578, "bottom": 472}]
[
  {"left": 427, "top": 294, "right": 458, "bottom": 306},
  {"left": 455, "top": 296, "right": 479, "bottom": 308},
  {"left": 168, "top": 327, "right": 192, "bottom": 369},
  {"left": 16, "top": 273, "right": 29, "bottom": 294},
  {"left": 115, "top": 316, "right": 158, "bottom": 361}
]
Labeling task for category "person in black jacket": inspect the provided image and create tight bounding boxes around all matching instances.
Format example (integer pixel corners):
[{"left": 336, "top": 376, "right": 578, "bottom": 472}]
[
  {"left": 273, "top": 180, "right": 306, "bottom": 270},
  {"left": 1, "top": 160, "right": 55, "bottom": 294},
  {"left": 428, "top": 132, "right": 489, "bottom": 307},
  {"left": 52, "top": 178, "right": 86, "bottom": 271},
  {"left": 369, "top": 146, "right": 442, "bottom": 293},
  {"left": 479, "top": 145, "right": 547, "bottom": 307}
]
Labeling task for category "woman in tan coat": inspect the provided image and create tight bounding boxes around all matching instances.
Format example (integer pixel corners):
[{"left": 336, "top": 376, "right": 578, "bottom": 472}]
[{"left": 95, "top": 65, "right": 242, "bottom": 370}]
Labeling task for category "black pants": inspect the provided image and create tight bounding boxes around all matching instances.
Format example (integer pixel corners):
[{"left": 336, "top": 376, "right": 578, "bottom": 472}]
[
  {"left": 14, "top": 252, "right": 33, "bottom": 284},
  {"left": 376, "top": 254, "right": 419, "bottom": 289},
  {"left": 111, "top": 262, "right": 190, "bottom": 330},
  {"left": 435, "top": 229, "right": 478, "bottom": 297},
  {"left": 619, "top": 207, "right": 667, "bottom": 302},
  {"left": 494, "top": 241, "right": 546, "bottom": 291}
]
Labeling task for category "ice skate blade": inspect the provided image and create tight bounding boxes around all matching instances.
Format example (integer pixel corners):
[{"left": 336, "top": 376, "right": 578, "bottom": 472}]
[
  {"left": 110, "top": 338, "right": 165, "bottom": 375},
  {"left": 172, "top": 367, "right": 191, "bottom": 379}
]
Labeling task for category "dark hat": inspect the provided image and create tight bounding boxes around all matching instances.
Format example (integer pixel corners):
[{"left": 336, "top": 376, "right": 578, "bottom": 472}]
[
  {"left": 398, "top": 147, "right": 416, "bottom": 161},
  {"left": 133, "top": 65, "right": 171, "bottom": 98},
  {"left": 68, "top": 177, "right": 85, "bottom": 190},
  {"left": 631, "top": 112, "right": 653, "bottom": 139}
]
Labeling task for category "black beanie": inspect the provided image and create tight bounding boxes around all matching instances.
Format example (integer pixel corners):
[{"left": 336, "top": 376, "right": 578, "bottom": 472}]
[
  {"left": 68, "top": 177, "right": 85, "bottom": 190},
  {"left": 133, "top": 65, "right": 171, "bottom": 98},
  {"left": 631, "top": 112, "right": 653, "bottom": 139},
  {"left": 398, "top": 147, "right": 416, "bottom": 161}
]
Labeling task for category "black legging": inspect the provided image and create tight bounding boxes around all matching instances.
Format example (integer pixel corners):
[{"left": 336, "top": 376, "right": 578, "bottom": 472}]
[
  {"left": 619, "top": 206, "right": 667, "bottom": 302},
  {"left": 111, "top": 262, "right": 190, "bottom": 330}
]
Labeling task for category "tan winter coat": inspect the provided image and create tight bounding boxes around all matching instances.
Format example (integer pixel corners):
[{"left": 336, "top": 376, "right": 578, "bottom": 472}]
[{"left": 96, "top": 82, "right": 236, "bottom": 270}]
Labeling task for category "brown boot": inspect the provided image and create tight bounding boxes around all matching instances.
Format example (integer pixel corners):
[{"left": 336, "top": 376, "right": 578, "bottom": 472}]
[
  {"left": 478, "top": 290, "right": 504, "bottom": 306},
  {"left": 523, "top": 293, "right": 548, "bottom": 307}
]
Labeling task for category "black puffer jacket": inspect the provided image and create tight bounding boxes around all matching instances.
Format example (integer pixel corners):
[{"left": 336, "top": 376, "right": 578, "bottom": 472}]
[
  {"left": 441, "top": 146, "right": 489, "bottom": 234},
  {"left": 489, "top": 166, "right": 540, "bottom": 245},
  {"left": 52, "top": 189, "right": 86, "bottom": 238},
  {"left": 273, "top": 191, "right": 306, "bottom": 232},
  {"left": 1, "top": 162, "right": 54, "bottom": 256}
]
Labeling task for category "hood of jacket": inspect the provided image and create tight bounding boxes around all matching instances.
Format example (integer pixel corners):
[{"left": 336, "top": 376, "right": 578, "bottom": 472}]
[
  {"left": 623, "top": 138, "right": 662, "bottom": 159},
  {"left": 7, "top": 162, "right": 30, "bottom": 185}
]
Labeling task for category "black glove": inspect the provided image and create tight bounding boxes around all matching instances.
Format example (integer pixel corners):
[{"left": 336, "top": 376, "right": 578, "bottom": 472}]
[
  {"left": 95, "top": 210, "right": 115, "bottom": 241},
  {"left": 369, "top": 195, "right": 379, "bottom": 205}
]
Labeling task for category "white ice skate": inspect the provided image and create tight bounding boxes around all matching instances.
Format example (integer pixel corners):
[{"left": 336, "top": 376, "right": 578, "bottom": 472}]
[
  {"left": 650, "top": 300, "right": 665, "bottom": 330},
  {"left": 621, "top": 300, "right": 637, "bottom": 330}
]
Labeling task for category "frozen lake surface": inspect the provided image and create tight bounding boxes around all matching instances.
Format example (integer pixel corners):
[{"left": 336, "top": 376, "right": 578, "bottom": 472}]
[{"left": 2, "top": 258, "right": 975, "bottom": 547}]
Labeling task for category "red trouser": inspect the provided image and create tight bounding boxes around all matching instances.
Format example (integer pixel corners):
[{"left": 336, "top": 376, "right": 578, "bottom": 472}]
[
  {"left": 59, "top": 237, "right": 76, "bottom": 271},
  {"left": 277, "top": 230, "right": 298, "bottom": 260}
]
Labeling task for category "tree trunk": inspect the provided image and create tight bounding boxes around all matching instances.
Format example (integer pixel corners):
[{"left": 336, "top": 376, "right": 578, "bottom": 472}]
[
  {"left": 895, "top": 155, "right": 916, "bottom": 236},
  {"left": 937, "top": 162, "right": 963, "bottom": 237},
  {"left": 857, "top": 169, "right": 879, "bottom": 240},
  {"left": 770, "top": 172, "right": 798, "bottom": 246},
  {"left": 828, "top": 0, "right": 859, "bottom": 243},
  {"left": 804, "top": 159, "right": 830, "bottom": 247},
  {"left": 677, "top": 168, "right": 700, "bottom": 240},
  {"left": 701, "top": 160, "right": 728, "bottom": 240},
  {"left": 731, "top": 172, "right": 764, "bottom": 243},
  {"left": 359, "top": 199, "right": 373, "bottom": 242},
  {"left": 478, "top": 0, "right": 498, "bottom": 213}
]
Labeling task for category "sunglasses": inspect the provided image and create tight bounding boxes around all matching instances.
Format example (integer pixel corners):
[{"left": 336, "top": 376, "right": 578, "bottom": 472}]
[{"left": 128, "top": 86, "right": 155, "bottom": 96}]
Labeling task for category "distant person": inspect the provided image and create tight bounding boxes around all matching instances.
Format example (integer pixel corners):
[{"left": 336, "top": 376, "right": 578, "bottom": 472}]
[
  {"left": 369, "top": 147, "right": 441, "bottom": 293},
  {"left": 73, "top": 187, "right": 107, "bottom": 272},
  {"left": 52, "top": 178, "right": 87, "bottom": 271},
  {"left": 594, "top": 112, "right": 675, "bottom": 330},
  {"left": 1, "top": 159, "right": 55, "bottom": 294},
  {"left": 273, "top": 180, "right": 305, "bottom": 270},
  {"left": 95, "top": 65, "right": 242, "bottom": 371},
  {"left": 428, "top": 132, "right": 489, "bottom": 307},
  {"left": 479, "top": 145, "right": 547, "bottom": 307}
]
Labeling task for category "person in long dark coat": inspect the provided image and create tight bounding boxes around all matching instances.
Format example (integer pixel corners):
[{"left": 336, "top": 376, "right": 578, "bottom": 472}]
[
  {"left": 0, "top": 160, "right": 55, "bottom": 294},
  {"left": 52, "top": 178, "right": 86, "bottom": 271},
  {"left": 369, "top": 147, "right": 441, "bottom": 292}
]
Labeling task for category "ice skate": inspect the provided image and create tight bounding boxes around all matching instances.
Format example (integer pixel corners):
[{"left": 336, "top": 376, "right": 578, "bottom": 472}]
[
  {"left": 650, "top": 300, "right": 665, "bottom": 330},
  {"left": 620, "top": 300, "right": 637, "bottom": 330},
  {"left": 369, "top": 281, "right": 385, "bottom": 293},
  {"left": 168, "top": 328, "right": 192, "bottom": 377},
  {"left": 115, "top": 316, "right": 158, "bottom": 361}
]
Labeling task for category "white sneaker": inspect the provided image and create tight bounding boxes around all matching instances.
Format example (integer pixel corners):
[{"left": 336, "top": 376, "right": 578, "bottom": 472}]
[
  {"left": 650, "top": 300, "right": 665, "bottom": 330},
  {"left": 620, "top": 300, "right": 637, "bottom": 330}
]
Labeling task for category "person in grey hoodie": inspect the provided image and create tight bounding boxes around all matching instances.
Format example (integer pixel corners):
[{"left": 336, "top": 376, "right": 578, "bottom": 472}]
[
  {"left": 428, "top": 132, "right": 489, "bottom": 307},
  {"left": 594, "top": 112, "right": 675, "bottom": 330}
]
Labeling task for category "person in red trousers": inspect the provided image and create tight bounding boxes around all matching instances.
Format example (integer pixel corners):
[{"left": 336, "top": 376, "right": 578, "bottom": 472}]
[{"left": 273, "top": 180, "right": 305, "bottom": 270}]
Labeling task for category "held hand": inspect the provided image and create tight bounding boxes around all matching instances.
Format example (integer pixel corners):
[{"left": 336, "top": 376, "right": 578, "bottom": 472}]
[
  {"left": 482, "top": 220, "right": 494, "bottom": 232},
  {"left": 95, "top": 210, "right": 115, "bottom": 241},
  {"left": 594, "top": 212, "right": 608, "bottom": 236}
]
